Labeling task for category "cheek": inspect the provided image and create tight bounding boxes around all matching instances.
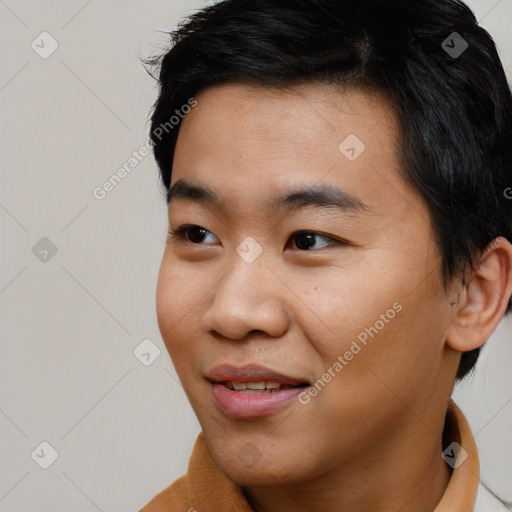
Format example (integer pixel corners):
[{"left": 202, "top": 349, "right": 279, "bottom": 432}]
[
  {"left": 296, "top": 265, "right": 401, "bottom": 359},
  {"left": 156, "top": 258, "right": 196, "bottom": 358},
  {"left": 318, "top": 285, "right": 448, "bottom": 417},
  {"left": 301, "top": 255, "right": 443, "bottom": 385},
  {"left": 155, "top": 262, "right": 175, "bottom": 337}
]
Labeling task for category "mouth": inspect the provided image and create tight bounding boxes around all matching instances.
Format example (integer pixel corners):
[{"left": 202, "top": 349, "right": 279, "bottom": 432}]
[
  {"left": 206, "top": 364, "right": 310, "bottom": 419},
  {"left": 220, "top": 380, "right": 308, "bottom": 393},
  {"left": 206, "top": 363, "right": 310, "bottom": 386},
  {"left": 220, "top": 380, "right": 308, "bottom": 394}
]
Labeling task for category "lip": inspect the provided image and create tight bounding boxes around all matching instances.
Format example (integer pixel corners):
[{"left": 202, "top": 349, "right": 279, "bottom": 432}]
[
  {"left": 206, "top": 363, "right": 309, "bottom": 386},
  {"left": 207, "top": 364, "right": 309, "bottom": 419},
  {"left": 211, "top": 383, "right": 306, "bottom": 419}
]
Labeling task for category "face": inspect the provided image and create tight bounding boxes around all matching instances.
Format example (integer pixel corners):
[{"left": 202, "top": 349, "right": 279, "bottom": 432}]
[{"left": 156, "top": 82, "right": 458, "bottom": 486}]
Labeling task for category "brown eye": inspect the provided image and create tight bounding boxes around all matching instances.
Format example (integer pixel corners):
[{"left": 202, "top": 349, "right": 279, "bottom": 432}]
[
  {"left": 290, "top": 231, "right": 340, "bottom": 251},
  {"left": 185, "top": 226, "right": 209, "bottom": 243},
  {"left": 168, "top": 225, "right": 219, "bottom": 244}
]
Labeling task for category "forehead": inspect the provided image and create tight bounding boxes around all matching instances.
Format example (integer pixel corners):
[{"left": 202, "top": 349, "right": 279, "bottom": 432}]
[{"left": 171, "top": 82, "right": 430, "bottom": 228}]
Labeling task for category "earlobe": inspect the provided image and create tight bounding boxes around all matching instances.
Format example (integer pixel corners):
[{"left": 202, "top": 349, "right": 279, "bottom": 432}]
[{"left": 446, "top": 236, "right": 512, "bottom": 353}]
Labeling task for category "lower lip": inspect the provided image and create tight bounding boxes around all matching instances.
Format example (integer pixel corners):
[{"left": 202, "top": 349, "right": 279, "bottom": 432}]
[{"left": 211, "top": 382, "right": 305, "bottom": 419}]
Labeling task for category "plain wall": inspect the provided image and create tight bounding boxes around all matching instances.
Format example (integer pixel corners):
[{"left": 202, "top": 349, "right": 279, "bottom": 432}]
[{"left": 0, "top": 0, "right": 511, "bottom": 510}]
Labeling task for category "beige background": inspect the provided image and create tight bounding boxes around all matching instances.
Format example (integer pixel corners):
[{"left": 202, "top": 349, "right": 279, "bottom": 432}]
[{"left": 0, "top": 0, "right": 511, "bottom": 510}]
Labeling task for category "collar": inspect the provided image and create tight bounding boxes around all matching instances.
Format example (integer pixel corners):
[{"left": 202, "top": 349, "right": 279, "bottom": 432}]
[
  {"left": 434, "top": 399, "right": 480, "bottom": 511},
  {"left": 140, "top": 398, "right": 480, "bottom": 511}
]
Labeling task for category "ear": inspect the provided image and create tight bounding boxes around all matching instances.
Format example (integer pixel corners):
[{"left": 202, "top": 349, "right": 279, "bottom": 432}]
[{"left": 446, "top": 236, "right": 512, "bottom": 352}]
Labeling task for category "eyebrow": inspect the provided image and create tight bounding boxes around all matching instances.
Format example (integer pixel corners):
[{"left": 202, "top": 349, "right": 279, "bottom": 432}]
[{"left": 167, "top": 178, "right": 369, "bottom": 216}]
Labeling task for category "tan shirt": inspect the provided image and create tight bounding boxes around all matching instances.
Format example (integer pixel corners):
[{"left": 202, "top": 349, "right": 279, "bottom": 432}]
[{"left": 139, "top": 399, "right": 481, "bottom": 512}]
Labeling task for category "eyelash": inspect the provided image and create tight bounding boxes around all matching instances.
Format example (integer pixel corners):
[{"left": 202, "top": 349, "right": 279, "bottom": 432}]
[{"left": 167, "top": 225, "right": 346, "bottom": 250}]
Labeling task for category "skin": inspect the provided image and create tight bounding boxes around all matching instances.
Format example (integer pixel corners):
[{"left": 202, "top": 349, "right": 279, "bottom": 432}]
[{"left": 155, "top": 82, "right": 512, "bottom": 512}]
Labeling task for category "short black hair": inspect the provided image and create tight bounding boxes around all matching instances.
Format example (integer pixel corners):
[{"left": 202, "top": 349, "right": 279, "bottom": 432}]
[{"left": 144, "top": 0, "right": 512, "bottom": 381}]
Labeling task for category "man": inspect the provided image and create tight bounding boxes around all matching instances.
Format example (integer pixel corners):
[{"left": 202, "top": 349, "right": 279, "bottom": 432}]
[{"left": 140, "top": 0, "right": 512, "bottom": 510}]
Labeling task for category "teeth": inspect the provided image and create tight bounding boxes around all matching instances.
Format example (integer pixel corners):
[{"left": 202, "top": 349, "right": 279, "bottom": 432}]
[
  {"left": 246, "top": 382, "right": 266, "bottom": 390},
  {"left": 225, "top": 381, "right": 286, "bottom": 391}
]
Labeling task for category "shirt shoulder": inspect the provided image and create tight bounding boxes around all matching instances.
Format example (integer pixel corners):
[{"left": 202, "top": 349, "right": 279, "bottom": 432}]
[{"left": 474, "top": 482, "right": 510, "bottom": 512}]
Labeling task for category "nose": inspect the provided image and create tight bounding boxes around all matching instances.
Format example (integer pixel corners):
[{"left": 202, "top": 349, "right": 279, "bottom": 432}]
[{"left": 200, "top": 258, "right": 291, "bottom": 341}]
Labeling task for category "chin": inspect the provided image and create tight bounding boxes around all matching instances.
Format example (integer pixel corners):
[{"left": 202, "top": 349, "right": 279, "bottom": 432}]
[{"left": 211, "top": 446, "right": 312, "bottom": 488}]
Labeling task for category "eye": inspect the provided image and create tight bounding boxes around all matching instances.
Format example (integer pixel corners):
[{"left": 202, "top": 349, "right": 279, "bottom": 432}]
[
  {"left": 169, "top": 225, "right": 344, "bottom": 251},
  {"left": 289, "top": 230, "right": 341, "bottom": 251},
  {"left": 168, "top": 225, "right": 219, "bottom": 245}
]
